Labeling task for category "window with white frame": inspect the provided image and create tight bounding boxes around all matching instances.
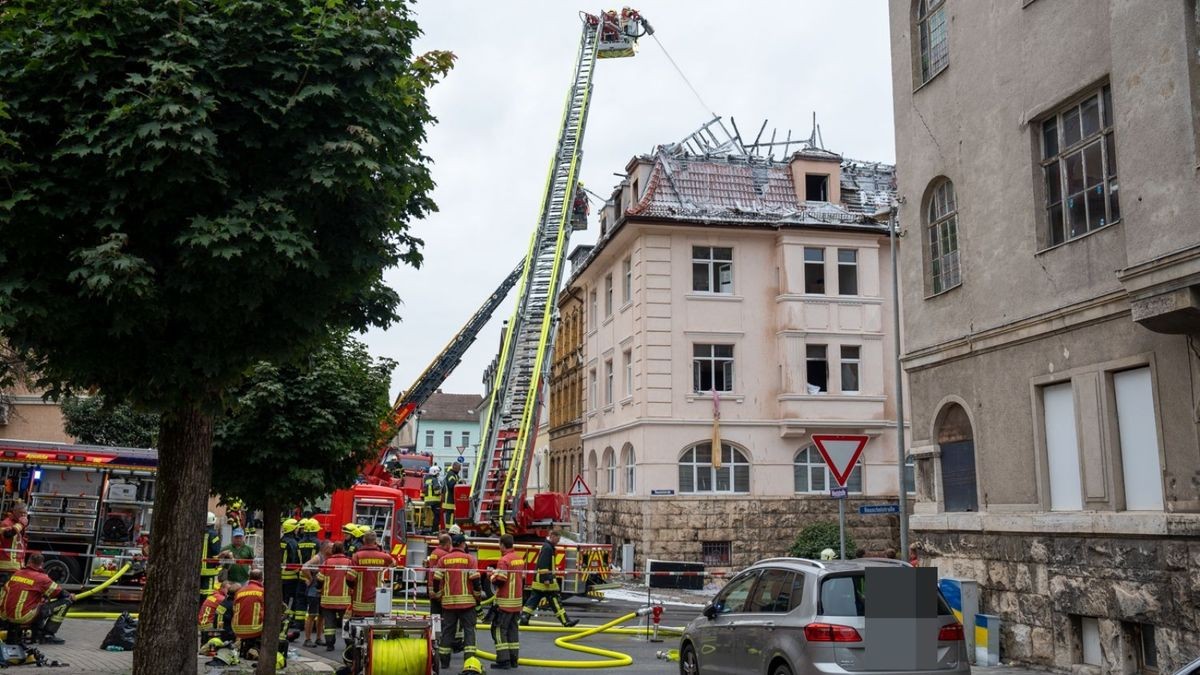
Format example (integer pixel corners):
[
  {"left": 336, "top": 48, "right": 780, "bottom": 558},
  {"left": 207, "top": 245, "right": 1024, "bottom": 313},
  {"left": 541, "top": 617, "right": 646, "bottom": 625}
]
[
  {"left": 443, "top": 431, "right": 452, "bottom": 448},
  {"left": 1040, "top": 85, "right": 1119, "bottom": 247},
  {"left": 678, "top": 443, "right": 750, "bottom": 494},
  {"left": 589, "top": 289, "right": 598, "bottom": 330},
  {"left": 603, "top": 448, "right": 616, "bottom": 494},
  {"left": 804, "top": 247, "right": 826, "bottom": 294},
  {"left": 622, "top": 257, "right": 632, "bottom": 304},
  {"left": 837, "top": 249, "right": 858, "bottom": 296},
  {"left": 840, "top": 345, "right": 861, "bottom": 393},
  {"left": 604, "top": 273, "right": 614, "bottom": 317},
  {"left": 461, "top": 431, "right": 470, "bottom": 447},
  {"left": 622, "top": 446, "right": 635, "bottom": 494},
  {"left": 692, "top": 246, "right": 733, "bottom": 294},
  {"left": 588, "top": 368, "right": 598, "bottom": 411},
  {"left": 622, "top": 349, "right": 633, "bottom": 397},
  {"left": 693, "top": 344, "right": 734, "bottom": 393},
  {"left": 604, "top": 359, "right": 614, "bottom": 406},
  {"left": 1042, "top": 382, "right": 1083, "bottom": 511},
  {"left": 916, "top": 0, "right": 948, "bottom": 84},
  {"left": 905, "top": 455, "right": 916, "bottom": 494},
  {"left": 425, "top": 430, "right": 434, "bottom": 448},
  {"left": 926, "top": 179, "right": 960, "bottom": 295},
  {"left": 794, "top": 445, "right": 862, "bottom": 493},
  {"left": 806, "top": 344, "right": 828, "bottom": 393}
]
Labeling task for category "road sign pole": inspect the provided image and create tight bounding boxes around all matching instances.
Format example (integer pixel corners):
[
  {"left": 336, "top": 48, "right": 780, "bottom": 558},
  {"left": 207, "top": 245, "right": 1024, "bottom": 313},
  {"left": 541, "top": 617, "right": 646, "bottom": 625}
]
[{"left": 838, "top": 498, "right": 846, "bottom": 560}]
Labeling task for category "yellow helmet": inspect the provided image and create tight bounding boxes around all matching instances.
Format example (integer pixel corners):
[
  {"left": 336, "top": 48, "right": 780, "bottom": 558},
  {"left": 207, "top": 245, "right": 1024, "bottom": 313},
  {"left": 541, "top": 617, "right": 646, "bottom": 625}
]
[
  {"left": 342, "top": 523, "right": 358, "bottom": 537},
  {"left": 282, "top": 518, "right": 299, "bottom": 535},
  {"left": 462, "top": 656, "right": 483, "bottom": 673},
  {"left": 302, "top": 518, "right": 321, "bottom": 534},
  {"left": 354, "top": 524, "right": 372, "bottom": 538}
]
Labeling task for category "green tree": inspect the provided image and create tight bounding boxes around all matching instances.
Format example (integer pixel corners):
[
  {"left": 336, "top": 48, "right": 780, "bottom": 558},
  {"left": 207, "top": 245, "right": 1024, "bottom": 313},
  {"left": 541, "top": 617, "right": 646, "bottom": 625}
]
[
  {"left": 62, "top": 396, "right": 160, "bottom": 448},
  {"left": 0, "top": 3, "right": 451, "bottom": 672},
  {"left": 213, "top": 333, "right": 393, "bottom": 672},
  {"left": 788, "top": 521, "right": 857, "bottom": 560}
]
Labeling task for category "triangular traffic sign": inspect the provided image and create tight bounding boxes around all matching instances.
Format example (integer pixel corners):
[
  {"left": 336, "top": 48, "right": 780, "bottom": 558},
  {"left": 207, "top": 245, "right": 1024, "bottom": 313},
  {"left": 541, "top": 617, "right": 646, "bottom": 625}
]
[
  {"left": 568, "top": 473, "right": 592, "bottom": 497},
  {"left": 811, "top": 434, "right": 869, "bottom": 487}
]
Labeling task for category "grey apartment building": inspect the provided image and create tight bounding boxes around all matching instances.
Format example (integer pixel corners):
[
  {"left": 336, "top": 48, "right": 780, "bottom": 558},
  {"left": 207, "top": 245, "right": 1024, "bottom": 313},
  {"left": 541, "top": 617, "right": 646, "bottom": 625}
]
[{"left": 888, "top": 1, "right": 1200, "bottom": 673}]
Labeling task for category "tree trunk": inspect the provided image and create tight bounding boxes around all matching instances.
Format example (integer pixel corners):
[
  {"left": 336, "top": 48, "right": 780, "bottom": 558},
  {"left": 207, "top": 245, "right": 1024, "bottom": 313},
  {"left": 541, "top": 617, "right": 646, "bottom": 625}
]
[
  {"left": 132, "top": 402, "right": 214, "bottom": 675},
  {"left": 257, "top": 496, "right": 283, "bottom": 675}
]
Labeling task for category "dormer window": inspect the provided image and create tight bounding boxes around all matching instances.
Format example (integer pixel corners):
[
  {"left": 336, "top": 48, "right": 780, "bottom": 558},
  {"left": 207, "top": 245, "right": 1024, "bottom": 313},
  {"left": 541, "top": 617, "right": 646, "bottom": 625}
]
[{"left": 805, "top": 174, "right": 829, "bottom": 202}]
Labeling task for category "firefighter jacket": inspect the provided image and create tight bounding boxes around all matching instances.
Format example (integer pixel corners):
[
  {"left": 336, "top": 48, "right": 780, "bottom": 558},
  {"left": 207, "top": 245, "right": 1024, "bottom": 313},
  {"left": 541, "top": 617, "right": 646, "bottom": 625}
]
[
  {"left": 318, "top": 553, "right": 353, "bottom": 611},
  {"left": 490, "top": 551, "right": 527, "bottom": 612},
  {"left": 433, "top": 548, "right": 481, "bottom": 611},
  {"left": 198, "top": 590, "right": 227, "bottom": 628},
  {"left": 531, "top": 539, "right": 560, "bottom": 591},
  {"left": 280, "top": 534, "right": 301, "bottom": 581},
  {"left": 0, "top": 515, "right": 27, "bottom": 573},
  {"left": 347, "top": 545, "right": 395, "bottom": 617},
  {"left": 200, "top": 526, "right": 222, "bottom": 580},
  {"left": 443, "top": 470, "right": 461, "bottom": 507},
  {"left": 231, "top": 580, "right": 265, "bottom": 639},
  {"left": 425, "top": 546, "right": 448, "bottom": 573},
  {"left": 0, "top": 565, "right": 63, "bottom": 625},
  {"left": 296, "top": 533, "right": 319, "bottom": 572},
  {"left": 422, "top": 475, "right": 442, "bottom": 504},
  {"left": 344, "top": 536, "right": 360, "bottom": 558}
]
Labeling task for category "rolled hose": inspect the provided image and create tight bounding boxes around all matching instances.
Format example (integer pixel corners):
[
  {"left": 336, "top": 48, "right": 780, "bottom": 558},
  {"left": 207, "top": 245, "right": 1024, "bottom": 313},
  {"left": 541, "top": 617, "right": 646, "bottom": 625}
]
[{"left": 470, "top": 611, "right": 638, "bottom": 668}]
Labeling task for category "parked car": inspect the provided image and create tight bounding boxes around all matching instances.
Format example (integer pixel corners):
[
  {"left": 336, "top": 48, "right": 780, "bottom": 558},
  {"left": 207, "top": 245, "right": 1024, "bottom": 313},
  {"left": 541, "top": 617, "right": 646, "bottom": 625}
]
[
  {"left": 1175, "top": 657, "right": 1200, "bottom": 675},
  {"left": 679, "top": 557, "right": 970, "bottom": 675}
]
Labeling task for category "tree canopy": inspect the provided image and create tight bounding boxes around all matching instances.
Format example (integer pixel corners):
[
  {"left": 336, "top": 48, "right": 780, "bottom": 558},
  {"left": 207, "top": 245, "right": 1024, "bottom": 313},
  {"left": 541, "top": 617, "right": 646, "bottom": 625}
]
[{"left": 61, "top": 395, "right": 160, "bottom": 448}]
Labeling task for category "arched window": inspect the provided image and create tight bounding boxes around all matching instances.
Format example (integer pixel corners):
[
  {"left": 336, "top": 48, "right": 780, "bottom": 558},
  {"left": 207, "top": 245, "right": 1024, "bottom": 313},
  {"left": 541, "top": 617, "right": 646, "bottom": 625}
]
[
  {"left": 916, "top": 0, "right": 948, "bottom": 84},
  {"left": 678, "top": 442, "right": 750, "bottom": 494},
  {"left": 926, "top": 179, "right": 961, "bottom": 295},
  {"left": 621, "top": 443, "right": 636, "bottom": 494},
  {"left": 587, "top": 450, "right": 599, "bottom": 490},
  {"left": 603, "top": 447, "right": 616, "bottom": 494},
  {"left": 794, "top": 445, "right": 862, "bottom": 494}
]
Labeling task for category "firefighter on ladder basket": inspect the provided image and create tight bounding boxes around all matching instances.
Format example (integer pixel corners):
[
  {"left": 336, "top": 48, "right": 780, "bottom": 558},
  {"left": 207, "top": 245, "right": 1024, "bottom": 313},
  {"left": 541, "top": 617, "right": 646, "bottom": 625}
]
[
  {"left": 520, "top": 530, "right": 578, "bottom": 628},
  {"left": 423, "top": 465, "right": 443, "bottom": 534},
  {"left": 432, "top": 535, "right": 482, "bottom": 670}
]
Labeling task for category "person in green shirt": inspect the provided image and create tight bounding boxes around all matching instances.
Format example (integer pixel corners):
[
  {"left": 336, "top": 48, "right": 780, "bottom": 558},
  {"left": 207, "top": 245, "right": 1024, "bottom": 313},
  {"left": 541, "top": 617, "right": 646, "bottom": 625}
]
[{"left": 221, "top": 529, "right": 254, "bottom": 584}]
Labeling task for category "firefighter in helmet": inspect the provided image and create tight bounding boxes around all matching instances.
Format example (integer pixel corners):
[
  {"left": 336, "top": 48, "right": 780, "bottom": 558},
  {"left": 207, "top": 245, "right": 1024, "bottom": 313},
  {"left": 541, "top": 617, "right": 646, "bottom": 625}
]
[
  {"left": 520, "top": 530, "right": 578, "bottom": 628},
  {"left": 200, "top": 511, "right": 222, "bottom": 599},
  {"left": 422, "top": 465, "right": 443, "bottom": 533}
]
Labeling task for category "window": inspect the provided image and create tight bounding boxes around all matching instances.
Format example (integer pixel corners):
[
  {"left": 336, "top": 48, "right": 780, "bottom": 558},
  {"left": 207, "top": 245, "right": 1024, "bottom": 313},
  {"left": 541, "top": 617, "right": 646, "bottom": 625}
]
[
  {"left": 461, "top": 431, "right": 470, "bottom": 448},
  {"left": 692, "top": 246, "right": 733, "bottom": 294},
  {"left": 806, "top": 344, "right": 828, "bottom": 393},
  {"left": 794, "top": 445, "right": 862, "bottom": 493},
  {"left": 604, "top": 448, "right": 616, "bottom": 494},
  {"left": 425, "top": 430, "right": 434, "bottom": 448},
  {"left": 622, "top": 446, "right": 635, "bottom": 494},
  {"left": 604, "top": 359, "right": 614, "bottom": 405},
  {"left": 905, "top": 455, "right": 916, "bottom": 494},
  {"left": 692, "top": 344, "right": 734, "bottom": 393},
  {"left": 441, "top": 431, "right": 451, "bottom": 448},
  {"left": 1078, "top": 616, "right": 1102, "bottom": 666},
  {"left": 1042, "top": 382, "right": 1083, "bottom": 511},
  {"left": 678, "top": 442, "right": 750, "bottom": 494},
  {"left": 622, "top": 257, "right": 632, "bottom": 304},
  {"left": 588, "top": 289, "right": 597, "bottom": 329},
  {"left": 840, "top": 345, "right": 860, "bottom": 393},
  {"left": 804, "top": 247, "right": 826, "bottom": 294},
  {"left": 712, "top": 571, "right": 758, "bottom": 614},
  {"left": 805, "top": 174, "right": 829, "bottom": 202},
  {"left": 604, "top": 273, "right": 613, "bottom": 317},
  {"left": 623, "top": 349, "right": 633, "bottom": 397},
  {"left": 588, "top": 368, "right": 598, "bottom": 411},
  {"left": 748, "top": 569, "right": 799, "bottom": 613},
  {"left": 1134, "top": 623, "right": 1158, "bottom": 672},
  {"left": 701, "top": 541, "right": 732, "bottom": 566},
  {"left": 837, "top": 249, "right": 858, "bottom": 296},
  {"left": 1114, "top": 367, "right": 1164, "bottom": 510},
  {"left": 1041, "top": 86, "right": 1119, "bottom": 246},
  {"left": 926, "top": 179, "right": 960, "bottom": 294},
  {"left": 917, "top": 0, "right": 948, "bottom": 84}
]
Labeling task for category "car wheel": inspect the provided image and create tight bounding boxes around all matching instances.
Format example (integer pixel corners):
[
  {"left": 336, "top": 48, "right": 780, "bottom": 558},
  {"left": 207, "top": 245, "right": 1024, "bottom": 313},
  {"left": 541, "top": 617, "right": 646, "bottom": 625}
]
[
  {"left": 680, "top": 643, "right": 699, "bottom": 675},
  {"left": 772, "top": 664, "right": 793, "bottom": 675}
]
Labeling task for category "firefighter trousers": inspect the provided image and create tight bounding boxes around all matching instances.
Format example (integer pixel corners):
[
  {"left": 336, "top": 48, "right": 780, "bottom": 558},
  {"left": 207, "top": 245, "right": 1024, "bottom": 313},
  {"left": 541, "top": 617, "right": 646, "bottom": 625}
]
[
  {"left": 490, "top": 610, "right": 520, "bottom": 666},
  {"left": 521, "top": 588, "right": 571, "bottom": 625},
  {"left": 438, "top": 607, "right": 476, "bottom": 667},
  {"left": 320, "top": 607, "right": 346, "bottom": 649}
]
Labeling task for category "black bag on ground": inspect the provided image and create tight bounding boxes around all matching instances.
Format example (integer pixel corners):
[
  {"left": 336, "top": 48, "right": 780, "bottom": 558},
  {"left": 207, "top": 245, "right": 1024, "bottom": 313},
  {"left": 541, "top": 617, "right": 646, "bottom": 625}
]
[{"left": 100, "top": 612, "right": 137, "bottom": 651}]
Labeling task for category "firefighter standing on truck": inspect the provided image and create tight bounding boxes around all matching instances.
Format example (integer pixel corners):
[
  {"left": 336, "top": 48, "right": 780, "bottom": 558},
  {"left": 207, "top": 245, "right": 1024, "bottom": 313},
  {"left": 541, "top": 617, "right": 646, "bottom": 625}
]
[
  {"left": 0, "top": 501, "right": 29, "bottom": 587},
  {"left": 443, "top": 462, "right": 462, "bottom": 529},
  {"left": 346, "top": 532, "right": 394, "bottom": 618},
  {"left": 422, "top": 465, "right": 443, "bottom": 534},
  {"left": 280, "top": 518, "right": 302, "bottom": 627},
  {"left": 489, "top": 534, "right": 525, "bottom": 670},
  {"left": 520, "top": 530, "right": 578, "bottom": 627},
  {"left": 200, "top": 511, "right": 222, "bottom": 599},
  {"left": 433, "top": 535, "right": 482, "bottom": 670}
]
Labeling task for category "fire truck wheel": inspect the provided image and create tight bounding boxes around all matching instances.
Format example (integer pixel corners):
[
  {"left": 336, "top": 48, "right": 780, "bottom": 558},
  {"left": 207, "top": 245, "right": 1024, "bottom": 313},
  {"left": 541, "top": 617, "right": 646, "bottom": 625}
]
[{"left": 43, "top": 556, "right": 81, "bottom": 586}]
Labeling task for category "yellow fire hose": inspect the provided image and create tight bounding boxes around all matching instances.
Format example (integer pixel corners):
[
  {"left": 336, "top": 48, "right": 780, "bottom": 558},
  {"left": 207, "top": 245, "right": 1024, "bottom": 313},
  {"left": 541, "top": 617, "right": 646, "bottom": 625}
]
[
  {"left": 72, "top": 563, "right": 132, "bottom": 602},
  {"left": 470, "top": 611, "right": 638, "bottom": 668}
]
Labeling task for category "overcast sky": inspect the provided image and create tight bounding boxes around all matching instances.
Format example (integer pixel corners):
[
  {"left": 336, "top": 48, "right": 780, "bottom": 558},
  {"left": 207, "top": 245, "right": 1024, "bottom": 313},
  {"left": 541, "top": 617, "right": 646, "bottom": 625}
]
[{"left": 362, "top": 1, "right": 896, "bottom": 400}]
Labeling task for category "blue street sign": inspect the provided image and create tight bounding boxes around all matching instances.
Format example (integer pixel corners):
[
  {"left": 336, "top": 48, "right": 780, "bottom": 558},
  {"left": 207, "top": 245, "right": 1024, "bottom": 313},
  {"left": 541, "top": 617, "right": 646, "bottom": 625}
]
[
  {"left": 650, "top": 489, "right": 675, "bottom": 496},
  {"left": 457, "top": 456, "right": 465, "bottom": 463},
  {"left": 829, "top": 486, "right": 848, "bottom": 499},
  {"left": 858, "top": 504, "right": 901, "bottom": 515}
]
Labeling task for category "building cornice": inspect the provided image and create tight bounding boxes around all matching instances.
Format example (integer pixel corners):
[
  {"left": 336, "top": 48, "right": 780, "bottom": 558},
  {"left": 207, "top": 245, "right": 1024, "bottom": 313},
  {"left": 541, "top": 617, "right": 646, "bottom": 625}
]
[{"left": 582, "top": 417, "right": 901, "bottom": 441}]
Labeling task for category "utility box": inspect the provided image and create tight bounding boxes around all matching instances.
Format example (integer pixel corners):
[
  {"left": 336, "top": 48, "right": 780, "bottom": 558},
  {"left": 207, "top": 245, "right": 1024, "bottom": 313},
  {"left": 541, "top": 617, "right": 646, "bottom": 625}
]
[
  {"left": 974, "top": 614, "right": 1001, "bottom": 666},
  {"left": 621, "top": 544, "right": 635, "bottom": 573}
]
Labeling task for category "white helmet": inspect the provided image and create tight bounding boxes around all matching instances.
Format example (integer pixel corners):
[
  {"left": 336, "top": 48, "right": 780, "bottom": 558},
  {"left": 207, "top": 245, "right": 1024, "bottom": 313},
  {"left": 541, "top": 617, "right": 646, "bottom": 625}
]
[
  {"left": 448, "top": 524, "right": 462, "bottom": 536},
  {"left": 207, "top": 511, "right": 217, "bottom": 527},
  {"left": 819, "top": 548, "right": 837, "bottom": 561},
  {"left": 429, "top": 465, "right": 441, "bottom": 476}
]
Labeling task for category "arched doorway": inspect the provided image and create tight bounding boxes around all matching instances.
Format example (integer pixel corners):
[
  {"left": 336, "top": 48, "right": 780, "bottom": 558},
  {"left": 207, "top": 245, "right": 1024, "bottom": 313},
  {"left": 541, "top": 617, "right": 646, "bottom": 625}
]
[{"left": 936, "top": 402, "right": 978, "bottom": 512}]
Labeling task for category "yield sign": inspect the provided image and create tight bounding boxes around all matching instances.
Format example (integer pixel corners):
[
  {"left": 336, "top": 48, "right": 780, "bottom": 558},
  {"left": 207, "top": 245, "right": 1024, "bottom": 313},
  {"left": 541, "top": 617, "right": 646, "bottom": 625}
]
[
  {"left": 812, "top": 434, "right": 868, "bottom": 487},
  {"left": 567, "top": 473, "right": 592, "bottom": 497}
]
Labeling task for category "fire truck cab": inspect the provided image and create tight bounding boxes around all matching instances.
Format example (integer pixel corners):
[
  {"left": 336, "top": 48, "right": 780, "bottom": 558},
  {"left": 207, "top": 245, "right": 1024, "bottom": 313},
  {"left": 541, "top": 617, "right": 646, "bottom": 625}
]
[{"left": 313, "top": 483, "right": 411, "bottom": 566}]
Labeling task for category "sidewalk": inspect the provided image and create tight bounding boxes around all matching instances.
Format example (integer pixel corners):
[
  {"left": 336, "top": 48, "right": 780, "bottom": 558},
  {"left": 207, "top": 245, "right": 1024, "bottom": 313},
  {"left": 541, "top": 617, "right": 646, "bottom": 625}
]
[{"left": 31, "top": 618, "right": 341, "bottom": 675}]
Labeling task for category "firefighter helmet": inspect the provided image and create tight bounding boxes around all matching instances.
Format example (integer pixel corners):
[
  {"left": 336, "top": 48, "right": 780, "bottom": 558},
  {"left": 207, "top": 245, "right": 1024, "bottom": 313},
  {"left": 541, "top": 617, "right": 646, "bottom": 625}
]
[
  {"left": 207, "top": 511, "right": 217, "bottom": 527},
  {"left": 282, "top": 518, "right": 299, "bottom": 535},
  {"left": 462, "top": 656, "right": 483, "bottom": 673},
  {"left": 354, "top": 524, "right": 371, "bottom": 538},
  {"left": 302, "top": 518, "right": 321, "bottom": 534},
  {"left": 819, "top": 548, "right": 837, "bottom": 561},
  {"left": 429, "top": 465, "right": 441, "bottom": 476},
  {"left": 342, "top": 522, "right": 358, "bottom": 537}
]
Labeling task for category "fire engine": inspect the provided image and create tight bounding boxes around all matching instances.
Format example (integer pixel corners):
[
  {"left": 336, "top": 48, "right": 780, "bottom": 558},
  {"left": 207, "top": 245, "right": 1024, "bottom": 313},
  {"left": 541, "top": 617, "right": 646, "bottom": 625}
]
[{"left": 0, "top": 438, "right": 156, "bottom": 600}]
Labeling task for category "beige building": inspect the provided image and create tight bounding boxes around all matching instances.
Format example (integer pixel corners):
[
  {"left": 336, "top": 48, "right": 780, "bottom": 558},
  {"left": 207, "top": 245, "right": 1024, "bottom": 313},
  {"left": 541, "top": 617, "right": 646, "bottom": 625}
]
[
  {"left": 889, "top": 1, "right": 1200, "bottom": 672},
  {"left": 0, "top": 382, "right": 71, "bottom": 443},
  {"left": 565, "top": 130, "right": 909, "bottom": 569},
  {"left": 548, "top": 257, "right": 589, "bottom": 496}
]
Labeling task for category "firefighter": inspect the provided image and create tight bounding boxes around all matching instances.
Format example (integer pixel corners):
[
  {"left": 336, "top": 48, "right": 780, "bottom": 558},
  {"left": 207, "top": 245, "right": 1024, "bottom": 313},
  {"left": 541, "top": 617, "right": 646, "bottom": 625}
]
[
  {"left": 422, "top": 465, "right": 443, "bottom": 533},
  {"left": 347, "top": 531, "right": 394, "bottom": 618},
  {"left": 226, "top": 500, "right": 247, "bottom": 532},
  {"left": 432, "top": 535, "right": 482, "bottom": 670},
  {"left": 443, "top": 462, "right": 463, "bottom": 529},
  {"left": 231, "top": 569, "right": 266, "bottom": 649},
  {"left": 425, "top": 533, "right": 452, "bottom": 618},
  {"left": 460, "top": 656, "right": 484, "bottom": 674},
  {"left": 342, "top": 523, "right": 362, "bottom": 557},
  {"left": 0, "top": 501, "right": 29, "bottom": 587},
  {"left": 200, "top": 511, "right": 222, "bottom": 599},
  {"left": 317, "top": 542, "right": 352, "bottom": 652},
  {"left": 520, "top": 530, "right": 577, "bottom": 627},
  {"left": 489, "top": 534, "right": 526, "bottom": 669},
  {"left": 280, "top": 518, "right": 302, "bottom": 627},
  {"left": 0, "top": 553, "right": 74, "bottom": 645},
  {"left": 199, "top": 580, "right": 238, "bottom": 641}
]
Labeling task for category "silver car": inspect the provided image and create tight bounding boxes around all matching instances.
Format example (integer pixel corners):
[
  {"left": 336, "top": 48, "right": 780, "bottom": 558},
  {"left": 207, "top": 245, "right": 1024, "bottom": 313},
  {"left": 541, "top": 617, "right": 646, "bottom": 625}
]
[{"left": 679, "top": 557, "right": 971, "bottom": 675}]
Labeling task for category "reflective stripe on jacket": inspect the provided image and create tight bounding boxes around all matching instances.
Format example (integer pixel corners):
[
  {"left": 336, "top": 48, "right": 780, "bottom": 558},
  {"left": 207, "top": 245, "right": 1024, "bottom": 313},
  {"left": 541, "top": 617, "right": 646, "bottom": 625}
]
[
  {"left": 490, "top": 551, "right": 527, "bottom": 612},
  {"left": 198, "top": 591, "right": 226, "bottom": 628},
  {"left": 0, "top": 566, "right": 61, "bottom": 625},
  {"left": 422, "top": 476, "right": 442, "bottom": 504},
  {"left": 0, "top": 517, "right": 26, "bottom": 573},
  {"left": 280, "top": 535, "right": 301, "bottom": 581},
  {"left": 347, "top": 546, "right": 394, "bottom": 616},
  {"left": 231, "top": 581, "right": 264, "bottom": 639},
  {"left": 318, "top": 554, "right": 352, "bottom": 610},
  {"left": 434, "top": 550, "right": 480, "bottom": 610},
  {"left": 200, "top": 528, "right": 221, "bottom": 577}
]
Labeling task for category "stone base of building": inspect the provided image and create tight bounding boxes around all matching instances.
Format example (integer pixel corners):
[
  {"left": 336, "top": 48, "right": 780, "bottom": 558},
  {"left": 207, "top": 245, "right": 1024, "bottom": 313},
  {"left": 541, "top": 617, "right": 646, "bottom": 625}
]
[
  {"left": 588, "top": 495, "right": 907, "bottom": 571},
  {"left": 917, "top": 530, "right": 1200, "bottom": 675}
]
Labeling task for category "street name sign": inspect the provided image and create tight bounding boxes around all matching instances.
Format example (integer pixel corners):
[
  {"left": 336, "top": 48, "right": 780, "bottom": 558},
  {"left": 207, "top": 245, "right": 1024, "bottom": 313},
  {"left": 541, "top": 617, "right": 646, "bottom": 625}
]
[{"left": 859, "top": 504, "right": 901, "bottom": 515}]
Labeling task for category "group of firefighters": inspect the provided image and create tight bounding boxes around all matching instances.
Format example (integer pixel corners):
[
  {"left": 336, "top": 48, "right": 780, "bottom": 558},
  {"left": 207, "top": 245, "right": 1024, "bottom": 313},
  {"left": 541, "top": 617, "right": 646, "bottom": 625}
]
[
  {"left": 0, "top": 501, "right": 73, "bottom": 647},
  {"left": 420, "top": 462, "right": 463, "bottom": 533},
  {"left": 197, "top": 503, "right": 581, "bottom": 674}
]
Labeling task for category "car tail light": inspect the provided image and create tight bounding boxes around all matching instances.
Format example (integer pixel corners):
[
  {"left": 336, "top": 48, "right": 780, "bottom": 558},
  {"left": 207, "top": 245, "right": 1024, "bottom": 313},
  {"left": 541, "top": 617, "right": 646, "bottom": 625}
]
[
  {"left": 804, "top": 623, "right": 863, "bottom": 642},
  {"left": 938, "top": 623, "right": 965, "bottom": 641}
]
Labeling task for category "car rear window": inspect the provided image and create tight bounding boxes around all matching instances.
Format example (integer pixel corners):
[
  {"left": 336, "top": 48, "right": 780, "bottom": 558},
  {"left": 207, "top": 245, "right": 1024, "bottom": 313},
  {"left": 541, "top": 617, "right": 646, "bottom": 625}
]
[{"left": 818, "top": 574, "right": 953, "bottom": 617}]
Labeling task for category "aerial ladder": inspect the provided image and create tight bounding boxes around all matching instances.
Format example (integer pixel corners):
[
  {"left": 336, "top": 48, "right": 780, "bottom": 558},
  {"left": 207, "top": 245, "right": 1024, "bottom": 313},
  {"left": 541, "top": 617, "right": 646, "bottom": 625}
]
[{"left": 469, "top": 9, "right": 653, "bottom": 535}]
